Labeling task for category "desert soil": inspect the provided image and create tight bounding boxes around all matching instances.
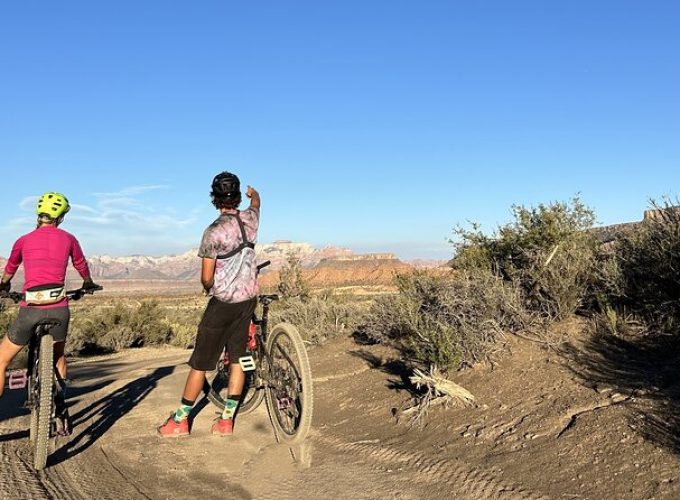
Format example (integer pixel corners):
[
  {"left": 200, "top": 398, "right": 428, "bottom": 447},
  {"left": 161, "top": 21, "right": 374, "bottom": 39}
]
[{"left": 2, "top": 325, "right": 680, "bottom": 499}]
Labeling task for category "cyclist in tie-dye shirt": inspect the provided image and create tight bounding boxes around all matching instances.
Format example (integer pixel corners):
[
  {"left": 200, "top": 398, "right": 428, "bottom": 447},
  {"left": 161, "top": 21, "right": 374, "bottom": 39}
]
[{"left": 159, "top": 171, "right": 261, "bottom": 437}]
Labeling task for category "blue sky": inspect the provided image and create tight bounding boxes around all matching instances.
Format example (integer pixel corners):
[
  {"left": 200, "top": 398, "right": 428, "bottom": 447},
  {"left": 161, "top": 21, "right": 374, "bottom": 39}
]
[{"left": 1, "top": 1, "right": 678, "bottom": 260}]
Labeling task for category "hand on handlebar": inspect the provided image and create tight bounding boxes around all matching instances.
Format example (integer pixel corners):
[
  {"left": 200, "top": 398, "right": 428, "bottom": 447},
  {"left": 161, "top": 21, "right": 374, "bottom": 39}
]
[
  {"left": 82, "top": 278, "right": 102, "bottom": 292},
  {"left": 0, "top": 281, "right": 10, "bottom": 298}
]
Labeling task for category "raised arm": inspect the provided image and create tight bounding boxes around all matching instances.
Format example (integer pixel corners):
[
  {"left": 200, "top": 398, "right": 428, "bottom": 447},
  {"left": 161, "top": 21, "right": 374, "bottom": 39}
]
[{"left": 246, "top": 186, "right": 260, "bottom": 210}]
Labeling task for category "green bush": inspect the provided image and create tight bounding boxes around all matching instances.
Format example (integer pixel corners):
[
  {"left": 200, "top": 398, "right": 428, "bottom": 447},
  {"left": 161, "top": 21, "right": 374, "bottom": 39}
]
[
  {"left": 452, "top": 197, "right": 598, "bottom": 320},
  {"left": 362, "top": 270, "right": 530, "bottom": 371}
]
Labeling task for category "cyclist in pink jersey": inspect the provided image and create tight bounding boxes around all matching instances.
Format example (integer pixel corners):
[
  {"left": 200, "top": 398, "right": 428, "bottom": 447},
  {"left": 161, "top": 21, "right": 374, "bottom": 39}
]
[{"left": 0, "top": 192, "right": 100, "bottom": 399}]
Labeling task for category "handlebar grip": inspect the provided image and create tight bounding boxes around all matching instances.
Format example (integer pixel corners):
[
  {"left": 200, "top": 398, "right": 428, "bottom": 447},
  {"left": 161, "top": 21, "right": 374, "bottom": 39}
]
[{"left": 257, "top": 260, "right": 272, "bottom": 271}]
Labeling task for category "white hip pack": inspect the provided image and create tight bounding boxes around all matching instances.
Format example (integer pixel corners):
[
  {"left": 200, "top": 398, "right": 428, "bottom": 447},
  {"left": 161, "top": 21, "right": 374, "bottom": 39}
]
[{"left": 25, "top": 283, "right": 66, "bottom": 305}]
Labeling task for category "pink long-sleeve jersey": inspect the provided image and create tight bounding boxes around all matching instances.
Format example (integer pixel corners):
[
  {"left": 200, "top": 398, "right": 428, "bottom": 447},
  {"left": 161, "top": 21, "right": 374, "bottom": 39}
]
[{"left": 4, "top": 225, "right": 91, "bottom": 309}]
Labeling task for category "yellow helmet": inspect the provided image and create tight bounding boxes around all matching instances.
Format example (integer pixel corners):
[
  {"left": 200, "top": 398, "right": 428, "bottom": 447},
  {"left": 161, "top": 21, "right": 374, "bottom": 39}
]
[{"left": 36, "top": 192, "right": 70, "bottom": 219}]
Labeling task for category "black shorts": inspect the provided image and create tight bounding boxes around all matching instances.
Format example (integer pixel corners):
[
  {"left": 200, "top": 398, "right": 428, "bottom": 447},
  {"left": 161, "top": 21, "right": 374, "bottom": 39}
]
[
  {"left": 8, "top": 306, "right": 70, "bottom": 346},
  {"left": 188, "top": 297, "right": 257, "bottom": 371}
]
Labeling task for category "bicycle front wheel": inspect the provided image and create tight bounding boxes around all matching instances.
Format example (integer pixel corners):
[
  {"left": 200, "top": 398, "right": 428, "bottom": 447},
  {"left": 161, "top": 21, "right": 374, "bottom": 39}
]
[
  {"left": 265, "top": 323, "right": 313, "bottom": 443},
  {"left": 34, "top": 333, "right": 54, "bottom": 470}
]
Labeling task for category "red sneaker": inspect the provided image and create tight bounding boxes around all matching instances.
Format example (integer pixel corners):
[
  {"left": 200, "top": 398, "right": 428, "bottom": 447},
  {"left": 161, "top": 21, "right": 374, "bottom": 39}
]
[
  {"left": 211, "top": 418, "right": 234, "bottom": 436},
  {"left": 158, "top": 414, "right": 189, "bottom": 437}
]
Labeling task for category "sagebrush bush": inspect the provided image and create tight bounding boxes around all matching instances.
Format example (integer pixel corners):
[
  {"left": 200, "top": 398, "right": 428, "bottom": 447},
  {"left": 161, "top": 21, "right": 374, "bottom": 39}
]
[
  {"left": 452, "top": 197, "right": 598, "bottom": 320},
  {"left": 614, "top": 200, "right": 680, "bottom": 335},
  {"left": 270, "top": 295, "right": 368, "bottom": 344},
  {"left": 0, "top": 301, "right": 18, "bottom": 339},
  {"left": 69, "top": 300, "right": 174, "bottom": 353},
  {"left": 277, "top": 253, "right": 310, "bottom": 300},
  {"left": 362, "top": 270, "right": 530, "bottom": 371}
]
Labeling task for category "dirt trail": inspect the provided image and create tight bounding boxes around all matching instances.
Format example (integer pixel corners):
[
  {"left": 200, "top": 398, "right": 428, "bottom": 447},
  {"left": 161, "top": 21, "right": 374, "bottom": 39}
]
[{"left": 2, "top": 331, "right": 680, "bottom": 499}]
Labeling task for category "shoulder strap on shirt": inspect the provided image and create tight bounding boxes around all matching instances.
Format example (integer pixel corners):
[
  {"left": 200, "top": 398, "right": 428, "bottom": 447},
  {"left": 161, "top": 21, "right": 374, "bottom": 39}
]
[{"left": 216, "top": 212, "right": 255, "bottom": 260}]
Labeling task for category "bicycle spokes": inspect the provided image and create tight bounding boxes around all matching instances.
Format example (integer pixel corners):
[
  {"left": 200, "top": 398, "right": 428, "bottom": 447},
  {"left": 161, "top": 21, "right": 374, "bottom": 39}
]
[{"left": 269, "top": 335, "right": 305, "bottom": 433}]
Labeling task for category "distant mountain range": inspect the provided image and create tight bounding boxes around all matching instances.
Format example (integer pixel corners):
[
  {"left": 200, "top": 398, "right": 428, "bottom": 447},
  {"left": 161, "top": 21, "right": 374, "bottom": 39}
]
[{"left": 0, "top": 241, "right": 447, "bottom": 285}]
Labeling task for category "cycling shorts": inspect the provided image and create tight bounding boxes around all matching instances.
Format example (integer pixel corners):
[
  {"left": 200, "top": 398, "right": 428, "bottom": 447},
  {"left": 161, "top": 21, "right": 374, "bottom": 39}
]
[
  {"left": 188, "top": 297, "right": 257, "bottom": 371},
  {"left": 8, "top": 305, "right": 70, "bottom": 346}
]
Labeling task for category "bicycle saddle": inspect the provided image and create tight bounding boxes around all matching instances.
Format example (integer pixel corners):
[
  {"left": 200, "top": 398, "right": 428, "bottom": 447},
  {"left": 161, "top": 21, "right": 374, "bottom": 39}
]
[{"left": 35, "top": 319, "right": 62, "bottom": 329}]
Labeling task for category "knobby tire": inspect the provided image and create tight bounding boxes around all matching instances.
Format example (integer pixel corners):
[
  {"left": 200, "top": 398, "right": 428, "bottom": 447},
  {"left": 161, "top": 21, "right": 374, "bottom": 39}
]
[
  {"left": 34, "top": 333, "right": 54, "bottom": 470},
  {"left": 29, "top": 342, "right": 38, "bottom": 443},
  {"left": 265, "top": 323, "right": 313, "bottom": 443}
]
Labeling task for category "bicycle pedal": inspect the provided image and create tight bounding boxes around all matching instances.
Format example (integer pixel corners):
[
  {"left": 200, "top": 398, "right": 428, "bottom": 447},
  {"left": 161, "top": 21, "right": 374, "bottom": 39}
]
[
  {"left": 238, "top": 356, "right": 256, "bottom": 371},
  {"left": 8, "top": 370, "right": 27, "bottom": 390}
]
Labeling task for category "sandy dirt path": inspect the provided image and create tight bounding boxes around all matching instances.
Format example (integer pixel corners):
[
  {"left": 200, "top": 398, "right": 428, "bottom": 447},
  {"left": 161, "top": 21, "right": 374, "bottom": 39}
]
[{"left": 2, "top": 332, "right": 679, "bottom": 499}]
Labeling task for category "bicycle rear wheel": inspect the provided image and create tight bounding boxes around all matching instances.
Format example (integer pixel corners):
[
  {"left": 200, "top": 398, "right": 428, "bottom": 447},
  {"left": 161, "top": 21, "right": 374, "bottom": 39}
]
[
  {"left": 34, "top": 333, "right": 54, "bottom": 470},
  {"left": 207, "top": 352, "right": 264, "bottom": 415},
  {"left": 265, "top": 323, "right": 313, "bottom": 443},
  {"left": 28, "top": 341, "right": 39, "bottom": 444}
]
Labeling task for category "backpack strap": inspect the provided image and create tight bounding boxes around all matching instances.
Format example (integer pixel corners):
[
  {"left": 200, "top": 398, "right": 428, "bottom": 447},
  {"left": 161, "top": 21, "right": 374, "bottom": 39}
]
[{"left": 216, "top": 212, "right": 255, "bottom": 260}]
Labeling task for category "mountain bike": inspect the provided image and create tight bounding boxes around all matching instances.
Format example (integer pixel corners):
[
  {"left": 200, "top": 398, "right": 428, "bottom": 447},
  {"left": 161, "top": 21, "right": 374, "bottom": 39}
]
[
  {"left": 205, "top": 261, "right": 313, "bottom": 443},
  {"left": 5, "top": 286, "right": 102, "bottom": 470}
]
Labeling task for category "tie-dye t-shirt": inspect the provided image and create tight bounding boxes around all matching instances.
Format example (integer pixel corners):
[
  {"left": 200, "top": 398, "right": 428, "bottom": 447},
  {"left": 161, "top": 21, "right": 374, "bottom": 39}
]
[{"left": 198, "top": 207, "right": 259, "bottom": 303}]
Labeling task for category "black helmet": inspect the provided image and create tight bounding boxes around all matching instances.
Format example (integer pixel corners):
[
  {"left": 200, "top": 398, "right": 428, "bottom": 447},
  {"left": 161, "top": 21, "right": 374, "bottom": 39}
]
[{"left": 211, "top": 171, "right": 241, "bottom": 199}]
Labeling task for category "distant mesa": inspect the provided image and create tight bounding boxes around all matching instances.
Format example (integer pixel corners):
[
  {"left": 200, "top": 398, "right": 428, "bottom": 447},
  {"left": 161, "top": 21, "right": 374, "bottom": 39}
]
[
  {"left": 0, "top": 241, "right": 447, "bottom": 289},
  {"left": 593, "top": 205, "right": 680, "bottom": 245}
]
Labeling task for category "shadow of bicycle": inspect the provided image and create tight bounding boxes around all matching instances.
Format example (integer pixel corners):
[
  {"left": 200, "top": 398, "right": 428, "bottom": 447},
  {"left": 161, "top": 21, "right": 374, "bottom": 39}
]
[{"left": 49, "top": 365, "right": 175, "bottom": 467}]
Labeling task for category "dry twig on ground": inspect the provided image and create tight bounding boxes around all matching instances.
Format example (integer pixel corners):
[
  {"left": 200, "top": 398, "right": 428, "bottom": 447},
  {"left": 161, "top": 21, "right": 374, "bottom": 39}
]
[{"left": 402, "top": 366, "right": 476, "bottom": 427}]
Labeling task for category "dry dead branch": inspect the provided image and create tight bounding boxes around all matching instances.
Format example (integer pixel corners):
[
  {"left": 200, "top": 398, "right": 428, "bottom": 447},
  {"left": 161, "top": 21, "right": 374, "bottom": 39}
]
[{"left": 401, "top": 366, "right": 476, "bottom": 427}]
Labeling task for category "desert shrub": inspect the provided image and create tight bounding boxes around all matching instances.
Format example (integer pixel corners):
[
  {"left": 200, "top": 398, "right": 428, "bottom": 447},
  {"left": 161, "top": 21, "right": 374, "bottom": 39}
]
[
  {"left": 69, "top": 300, "right": 172, "bottom": 353},
  {"left": 278, "top": 253, "right": 310, "bottom": 300},
  {"left": 270, "top": 295, "right": 368, "bottom": 345},
  {"left": 0, "top": 301, "right": 18, "bottom": 339},
  {"left": 362, "top": 269, "right": 530, "bottom": 371},
  {"left": 452, "top": 197, "right": 598, "bottom": 320},
  {"left": 614, "top": 200, "right": 680, "bottom": 335},
  {"left": 0, "top": 300, "right": 17, "bottom": 339}
]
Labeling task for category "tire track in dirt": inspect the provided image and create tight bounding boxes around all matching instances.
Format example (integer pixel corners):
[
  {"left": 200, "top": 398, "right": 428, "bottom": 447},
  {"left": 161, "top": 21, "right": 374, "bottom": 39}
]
[
  {"left": 0, "top": 429, "right": 52, "bottom": 499},
  {"left": 315, "top": 433, "right": 548, "bottom": 500},
  {"left": 2, "top": 423, "right": 153, "bottom": 500}
]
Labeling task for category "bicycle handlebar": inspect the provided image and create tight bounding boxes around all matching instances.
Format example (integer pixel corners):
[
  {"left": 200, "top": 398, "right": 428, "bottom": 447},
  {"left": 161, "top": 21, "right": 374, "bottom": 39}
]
[
  {"left": 5, "top": 285, "right": 103, "bottom": 304},
  {"left": 257, "top": 260, "right": 271, "bottom": 271}
]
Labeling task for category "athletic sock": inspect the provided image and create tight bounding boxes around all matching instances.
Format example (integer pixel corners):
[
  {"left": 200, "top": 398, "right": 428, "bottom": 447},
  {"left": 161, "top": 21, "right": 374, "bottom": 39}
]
[
  {"left": 173, "top": 397, "right": 195, "bottom": 423},
  {"left": 221, "top": 394, "right": 241, "bottom": 420}
]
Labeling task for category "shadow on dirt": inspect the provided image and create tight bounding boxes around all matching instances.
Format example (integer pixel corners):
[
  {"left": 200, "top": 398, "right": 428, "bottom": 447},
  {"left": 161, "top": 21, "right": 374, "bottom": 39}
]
[
  {"left": 349, "top": 349, "right": 421, "bottom": 397},
  {"left": 49, "top": 365, "right": 175, "bottom": 466},
  {"left": 0, "top": 382, "right": 30, "bottom": 425},
  {"left": 0, "top": 363, "right": 117, "bottom": 427},
  {"left": 562, "top": 332, "right": 680, "bottom": 454}
]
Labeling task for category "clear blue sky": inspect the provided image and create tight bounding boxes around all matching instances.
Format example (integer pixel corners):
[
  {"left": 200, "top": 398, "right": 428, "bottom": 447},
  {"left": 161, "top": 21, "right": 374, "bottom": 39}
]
[{"left": 1, "top": 1, "right": 678, "bottom": 259}]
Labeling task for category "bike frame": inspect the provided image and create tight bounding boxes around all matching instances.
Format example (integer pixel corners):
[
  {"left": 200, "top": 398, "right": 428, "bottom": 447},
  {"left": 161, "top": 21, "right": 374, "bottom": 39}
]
[{"left": 5, "top": 287, "right": 102, "bottom": 445}]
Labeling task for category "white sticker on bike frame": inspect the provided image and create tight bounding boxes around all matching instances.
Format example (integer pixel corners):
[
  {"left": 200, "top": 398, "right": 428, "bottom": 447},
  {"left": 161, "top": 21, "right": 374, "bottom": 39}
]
[{"left": 239, "top": 356, "right": 256, "bottom": 371}]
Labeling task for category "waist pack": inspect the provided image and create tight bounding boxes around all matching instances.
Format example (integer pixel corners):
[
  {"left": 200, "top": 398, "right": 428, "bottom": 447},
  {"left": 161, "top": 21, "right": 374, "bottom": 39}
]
[{"left": 25, "top": 283, "right": 66, "bottom": 305}]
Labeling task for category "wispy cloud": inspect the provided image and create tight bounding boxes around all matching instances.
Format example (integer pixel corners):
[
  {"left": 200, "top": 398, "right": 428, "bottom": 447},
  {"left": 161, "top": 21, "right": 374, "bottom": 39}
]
[
  {"left": 3, "top": 184, "right": 200, "bottom": 255},
  {"left": 92, "top": 185, "right": 169, "bottom": 197}
]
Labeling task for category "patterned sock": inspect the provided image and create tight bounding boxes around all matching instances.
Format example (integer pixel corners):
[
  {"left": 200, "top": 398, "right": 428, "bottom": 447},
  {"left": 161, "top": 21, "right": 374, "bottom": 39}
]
[
  {"left": 221, "top": 395, "right": 241, "bottom": 420},
  {"left": 173, "top": 397, "right": 195, "bottom": 423}
]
